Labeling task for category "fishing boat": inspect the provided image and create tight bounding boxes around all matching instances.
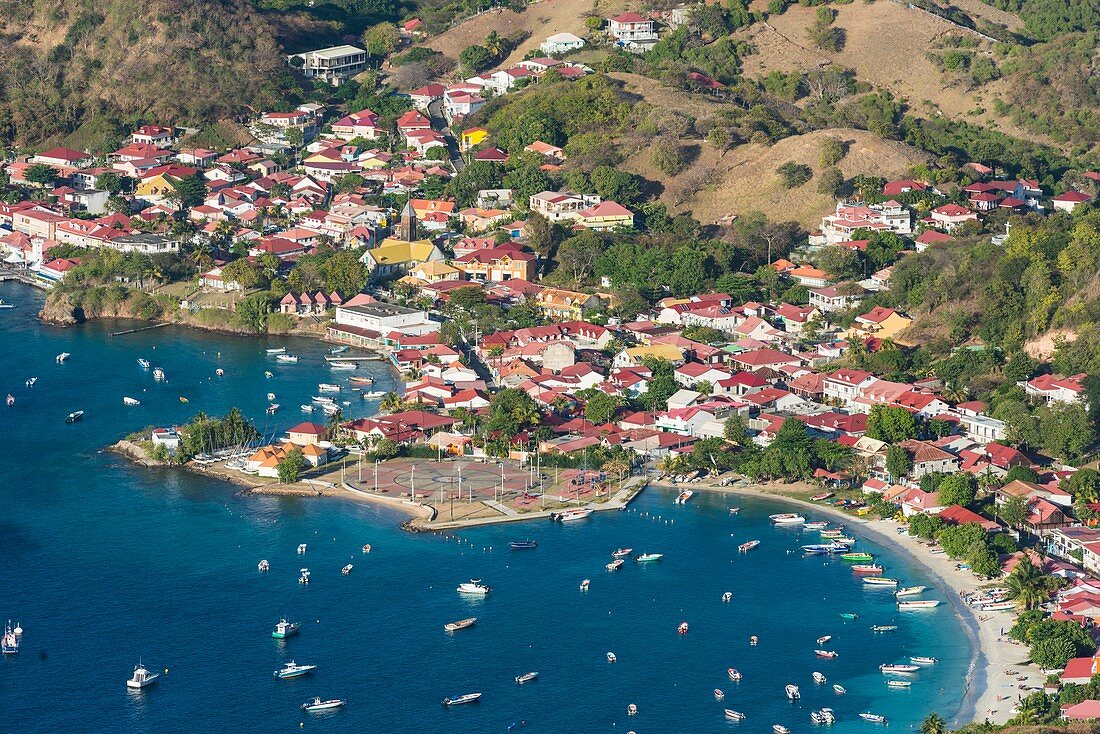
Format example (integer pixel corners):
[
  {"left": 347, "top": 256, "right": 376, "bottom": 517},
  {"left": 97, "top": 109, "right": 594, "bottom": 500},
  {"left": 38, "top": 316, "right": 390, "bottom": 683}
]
[
  {"left": 813, "top": 671, "right": 827, "bottom": 684},
  {"left": 839, "top": 613, "right": 859, "bottom": 620},
  {"left": 811, "top": 710, "right": 836, "bottom": 725},
  {"left": 276, "top": 354, "right": 299, "bottom": 363},
  {"left": 816, "top": 635, "right": 832, "bottom": 645},
  {"left": 862, "top": 577, "right": 899, "bottom": 586},
  {"left": 318, "top": 383, "right": 341, "bottom": 393},
  {"left": 738, "top": 540, "right": 760, "bottom": 552},
  {"left": 979, "top": 601, "right": 1016, "bottom": 612},
  {"left": 272, "top": 618, "right": 299, "bottom": 639},
  {"left": 810, "top": 492, "right": 834, "bottom": 501},
  {"left": 879, "top": 664, "right": 919, "bottom": 673},
  {"left": 65, "top": 410, "right": 84, "bottom": 423},
  {"left": 804, "top": 521, "right": 829, "bottom": 530},
  {"left": 785, "top": 684, "right": 800, "bottom": 700},
  {"left": 123, "top": 397, "right": 140, "bottom": 406},
  {"left": 803, "top": 544, "right": 837, "bottom": 554},
  {"left": 266, "top": 403, "right": 279, "bottom": 414},
  {"left": 348, "top": 376, "right": 374, "bottom": 385},
  {"left": 152, "top": 368, "right": 165, "bottom": 380},
  {"left": 509, "top": 540, "right": 538, "bottom": 550},
  {"left": 769, "top": 513, "right": 805, "bottom": 525},
  {"left": 898, "top": 600, "right": 940, "bottom": 610},
  {"left": 819, "top": 529, "right": 844, "bottom": 538},
  {"left": 886, "top": 680, "right": 912, "bottom": 688},
  {"left": 137, "top": 358, "right": 151, "bottom": 369},
  {"left": 298, "top": 543, "right": 307, "bottom": 554},
  {"left": 606, "top": 652, "right": 617, "bottom": 662},
  {"left": 515, "top": 671, "right": 538, "bottom": 684},
  {"left": 266, "top": 392, "right": 276, "bottom": 401},
  {"left": 551, "top": 508, "right": 593, "bottom": 522},
  {"left": 2, "top": 621, "right": 18, "bottom": 655},
  {"left": 606, "top": 559, "right": 624, "bottom": 572},
  {"left": 832, "top": 684, "right": 846, "bottom": 695},
  {"left": 266, "top": 347, "right": 286, "bottom": 355},
  {"left": 675, "top": 489, "right": 694, "bottom": 504},
  {"left": 298, "top": 568, "right": 310, "bottom": 584},
  {"left": 274, "top": 661, "right": 317, "bottom": 679},
  {"left": 302, "top": 697, "right": 346, "bottom": 712},
  {"left": 628, "top": 703, "right": 638, "bottom": 716},
  {"left": 612, "top": 548, "right": 633, "bottom": 558},
  {"left": 678, "top": 621, "right": 689, "bottom": 635},
  {"left": 635, "top": 552, "right": 663, "bottom": 562},
  {"left": 832, "top": 536, "right": 856, "bottom": 544},
  {"left": 723, "top": 592, "right": 733, "bottom": 603},
  {"left": 859, "top": 713, "right": 887, "bottom": 723},
  {"left": 728, "top": 668, "right": 742, "bottom": 681},
  {"left": 321, "top": 403, "right": 340, "bottom": 416},
  {"left": 751, "top": 634, "right": 759, "bottom": 645},
  {"left": 895, "top": 585, "right": 927, "bottom": 597},
  {"left": 725, "top": 710, "right": 746, "bottom": 721},
  {"left": 841, "top": 552, "right": 874, "bottom": 562},
  {"left": 264, "top": 371, "right": 273, "bottom": 378},
  {"left": 715, "top": 689, "right": 725, "bottom": 700},
  {"left": 872, "top": 625, "right": 897, "bottom": 632},
  {"left": 580, "top": 579, "right": 590, "bottom": 591},
  {"left": 258, "top": 559, "right": 270, "bottom": 572},
  {"left": 126, "top": 662, "right": 159, "bottom": 689},
  {"left": 330, "top": 362, "right": 357, "bottom": 371},
  {"left": 341, "top": 564, "right": 353, "bottom": 575},
  {"left": 815, "top": 650, "right": 839, "bottom": 659},
  {"left": 442, "top": 693, "right": 482, "bottom": 707},
  {"left": 444, "top": 617, "right": 477, "bottom": 632},
  {"left": 851, "top": 564, "right": 884, "bottom": 574},
  {"left": 910, "top": 656, "right": 938, "bottom": 664},
  {"left": 457, "top": 579, "right": 490, "bottom": 595},
  {"left": 56, "top": 352, "right": 70, "bottom": 364},
  {"left": 330, "top": 346, "right": 349, "bottom": 355}
]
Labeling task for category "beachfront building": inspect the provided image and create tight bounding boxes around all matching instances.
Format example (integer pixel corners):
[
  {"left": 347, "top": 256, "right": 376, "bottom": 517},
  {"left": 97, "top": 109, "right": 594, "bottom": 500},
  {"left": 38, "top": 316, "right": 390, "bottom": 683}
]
[
  {"left": 290, "top": 45, "right": 367, "bottom": 86},
  {"left": 329, "top": 301, "right": 440, "bottom": 347}
]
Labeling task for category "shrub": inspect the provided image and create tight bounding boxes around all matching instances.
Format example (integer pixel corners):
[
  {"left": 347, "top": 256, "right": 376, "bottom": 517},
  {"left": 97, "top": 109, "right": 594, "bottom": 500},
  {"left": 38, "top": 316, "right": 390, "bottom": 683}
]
[
  {"left": 776, "top": 162, "right": 813, "bottom": 188},
  {"left": 652, "top": 140, "right": 689, "bottom": 176}
]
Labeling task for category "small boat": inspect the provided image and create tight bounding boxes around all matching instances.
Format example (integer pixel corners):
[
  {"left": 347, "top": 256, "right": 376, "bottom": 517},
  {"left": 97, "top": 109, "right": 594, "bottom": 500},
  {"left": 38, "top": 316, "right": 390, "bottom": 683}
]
[
  {"left": 871, "top": 625, "right": 897, "bottom": 632},
  {"left": 728, "top": 668, "right": 743, "bottom": 681},
  {"left": 264, "top": 371, "right": 273, "bottom": 378},
  {"left": 770, "top": 513, "right": 805, "bottom": 525},
  {"left": 606, "top": 652, "right": 617, "bottom": 662},
  {"left": 851, "top": 564, "right": 883, "bottom": 574},
  {"left": 515, "top": 671, "right": 538, "bottom": 684},
  {"left": 444, "top": 617, "right": 477, "bottom": 632},
  {"left": 723, "top": 592, "right": 733, "bottom": 603},
  {"left": 725, "top": 709, "right": 746, "bottom": 721},
  {"left": 126, "top": 662, "right": 159, "bottom": 689},
  {"left": 839, "top": 613, "right": 859, "bottom": 619},
  {"left": 606, "top": 559, "right": 624, "bottom": 572},
  {"left": 879, "top": 664, "right": 919, "bottom": 673},
  {"left": 815, "top": 650, "right": 838, "bottom": 658},
  {"left": 551, "top": 508, "right": 593, "bottom": 522},
  {"left": 729, "top": 507, "right": 740, "bottom": 514},
  {"left": 833, "top": 684, "right": 846, "bottom": 695},
  {"left": 804, "top": 521, "right": 829, "bottom": 530},
  {"left": 832, "top": 536, "right": 856, "bottom": 544},
  {"left": 895, "top": 585, "right": 927, "bottom": 597},
  {"left": 258, "top": 559, "right": 270, "bottom": 572},
  {"left": 612, "top": 548, "right": 633, "bottom": 558},
  {"left": 266, "top": 403, "right": 279, "bottom": 414},
  {"left": 819, "top": 529, "right": 844, "bottom": 538},
  {"left": 813, "top": 671, "right": 827, "bottom": 684},
  {"left": 1, "top": 621, "right": 18, "bottom": 655},
  {"left": 267, "top": 392, "right": 276, "bottom": 401},
  {"left": 362, "top": 544, "right": 372, "bottom": 554},
  {"left": 675, "top": 489, "right": 694, "bottom": 504},
  {"left": 298, "top": 569, "right": 310, "bottom": 584},
  {"left": 341, "top": 564, "right": 353, "bottom": 575},
  {"left": 841, "top": 552, "right": 874, "bottom": 562},
  {"left": 123, "top": 397, "right": 140, "bottom": 406},
  {"left": 179, "top": 396, "right": 189, "bottom": 403},
  {"left": 774, "top": 725, "right": 791, "bottom": 734},
  {"left": 442, "top": 693, "right": 481, "bottom": 707},
  {"left": 302, "top": 697, "right": 346, "bottom": 712},
  {"left": 750, "top": 635, "right": 758, "bottom": 646},
  {"left": 580, "top": 579, "right": 590, "bottom": 591},
  {"left": 859, "top": 713, "right": 887, "bottom": 723},
  {"left": 5, "top": 394, "right": 12, "bottom": 406},
  {"left": 272, "top": 618, "right": 299, "bottom": 639},
  {"left": 301, "top": 404, "right": 315, "bottom": 412},
  {"left": 276, "top": 354, "right": 299, "bottom": 363},
  {"left": 898, "top": 600, "right": 940, "bottom": 610},
  {"left": 318, "top": 383, "right": 341, "bottom": 392},
  {"left": 910, "top": 656, "right": 938, "bottom": 665},
  {"left": 215, "top": 368, "right": 224, "bottom": 376},
  {"left": 330, "top": 346, "right": 349, "bottom": 355},
  {"left": 811, "top": 711, "right": 833, "bottom": 725},
  {"left": 457, "top": 579, "right": 490, "bottom": 595},
  {"left": 678, "top": 621, "right": 689, "bottom": 635},
  {"left": 275, "top": 661, "right": 317, "bottom": 679},
  {"left": 803, "top": 544, "right": 838, "bottom": 554},
  {"left": 509, "top": 540, "right": 538, "bottom": 550},
  {"left": 715, "top": 689, "right": 725, "bottom": 700},
  {"left": 810, "top": 492, "right": 834, "bottom": 501},
  {"left": 330, "top": 362, "right": 357, "bottom": 371},
  {"left": 266, "top": 347, "right": 286, "bottom": 354},
  {"left": 348, "top": 376, "right": 374, "bottom": 385},
  {"left": 56, "top": 352, "right": 70, "bottom": 363},
  {"left": 635, "top": 552, "right": 663, "bottom": 563},
  {"left": 816, "top": 635, "right": 831, "bottom": 645},
  {"left": 361, "top": 390, "right": 385, "bottom": 399},
  {"left": 65, "top": 410, "right": 84, "bottom": 424},
  {"left": 297, "top": 543, "right": 307, "bottom": 554},
  {"left": 137, "top": 358, "right": 151, "bottom": 370},
  {"left": 152, "top": 368, "right": 165, "bottom": 380},
  {"left": 320, "top": 403, "right": 340, "bottom": 416},
  {"left": 862, "top": 577, "right": 899, "bottom": 586},
  {"left": 738, "top": 540, "right": 760, "bottom": 552},
  {"left": 886, "top": 680, "right": 912, "bottom": 688}
]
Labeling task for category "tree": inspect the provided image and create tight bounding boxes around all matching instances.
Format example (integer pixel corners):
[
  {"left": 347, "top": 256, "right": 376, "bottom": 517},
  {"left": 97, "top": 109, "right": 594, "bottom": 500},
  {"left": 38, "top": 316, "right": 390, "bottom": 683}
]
[
  {"left": 969, "top": 543, "right": 1002, "bottom": 578},
  {"left": 235, "top": 294, "right": 270, "bottom": 333},
  {"left": 819, "top": 136, "right": 845, "bottom": 167},
  {"left": 25, "top": 164, "right": 59, "bottom": 186},
  {"left": 362, "top": 22, "right": 399, "bottom": 57},
  {"left": 885, "top": 444, "right": 912, "bottom": 480},
  {"left": 277, "top": 448, "right": 305, "bottom": 483},
  {"left": 920, "top": 713, "right": 948, "bottom": 734},
  {"left": 908, "top": 513, "right": 945, "bottom": 539},
  {"left": 172, "top": 174, "right": 207, "bottom": 208},
  {"left": 1006, "top": 557, "right": 1047, "bottom": 610},
  {"left": 938, "top": 522, "right": 987, "bottom": 559},
  {"left": 555, "top": 231, "right": 603, "bottom": 286},
  {"left": 584, "top": 391, "right": 622, "bottom": 425},
  {"left": 651, "top": 140, "right": 689, "bottom": 176},
  {"left": 724, "top": 415, "right": 748, "bottom": 446},
  {"left": 776, "top": 162, "right": 812, "bottom": 188},
  {"left": 937, "top": 472, "right": 977, "bottom": 508},
  {"left": 1030, "top": 637, "right": 1076, "bottom": 670},
  {"left": 372, "top": 438, "right": 399, "bottom": 460},
  {"left": 1038, "top": 402, "right": 1095, "bottom": 461},
  {"left": 319, "top": 250, "right": 367, "bottom": 296},
  {"left": 589, "top": 166, "right": 641, "bottom": 206},
  {"left": 460, "top": 44, "right": 494, "bottom": 72},
  {"left": 221, "top": 259, "right": 261, "bottom": 288},
  {"left": 867, "top": 405, "right": 919, "bottom": 443},
  {"left": 1000, "top": 494, "right": 1030, "bottom": 531},
  {"left": 816, "top": 167, "right": 844, "bottom": 196},
  {"left": 1005, "top": 465, "right": 1040, "bottom": 484},
  {"left": 96, "top": 171, "right": 123, "bottom": 194},
  {"left": 1065, "top": 468, "right": 1100, "bottom": 503}
]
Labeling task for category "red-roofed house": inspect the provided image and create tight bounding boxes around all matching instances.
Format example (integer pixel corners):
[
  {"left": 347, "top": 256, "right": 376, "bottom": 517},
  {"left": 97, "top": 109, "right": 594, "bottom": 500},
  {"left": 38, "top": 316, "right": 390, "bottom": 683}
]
[
  {"left": 607, "top": 12, "right": 658, "bottom": 46},
  {"left": 1062, "top": 700, "right": 1100, "bottom": 720},
  {"left": 929, "top": 204, "right": 979, "bottom": 232},
  {"left": 1053, "top": 190, "right": 1092, "bottom": 213},
  {"left": 1021, "top": 373, "right": 1087, "bottom": 405},
  {"left": 286, "top": 422, "right": 327, "bottom": 446}
]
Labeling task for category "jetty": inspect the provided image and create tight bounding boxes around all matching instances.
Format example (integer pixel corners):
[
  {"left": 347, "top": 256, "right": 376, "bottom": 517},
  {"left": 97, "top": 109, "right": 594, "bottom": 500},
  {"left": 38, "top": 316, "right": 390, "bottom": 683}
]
[
  {"left": 0, "top": 270, "right": 49, "bottom": 290},
  {"left": 109, "top": 322, "right": 172, "bottom": 337}
]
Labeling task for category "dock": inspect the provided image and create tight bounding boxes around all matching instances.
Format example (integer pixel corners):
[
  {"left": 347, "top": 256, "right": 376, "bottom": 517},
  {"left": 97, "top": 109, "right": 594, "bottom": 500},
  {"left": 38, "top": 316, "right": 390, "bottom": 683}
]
[
  {"left": 325, "top": 354, "right": 383, "bottom": 363},
  {"left": 0, "top": 270, "right": 50, "bottom": 290},
  {"left": 109, "top": 322, "right": 172, "bottom": 337}
]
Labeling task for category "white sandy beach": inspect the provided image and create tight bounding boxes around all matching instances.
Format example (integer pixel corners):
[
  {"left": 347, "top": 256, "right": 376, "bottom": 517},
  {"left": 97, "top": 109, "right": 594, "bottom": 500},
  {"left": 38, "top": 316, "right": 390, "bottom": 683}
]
[{"left": 686, "top": 482, "right": 1040, "bottom": 726}]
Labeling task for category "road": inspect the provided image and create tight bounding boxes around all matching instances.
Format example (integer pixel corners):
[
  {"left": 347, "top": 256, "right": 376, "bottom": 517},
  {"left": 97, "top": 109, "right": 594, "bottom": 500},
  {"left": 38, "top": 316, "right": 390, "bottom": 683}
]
[{"left": 427, "top": 99, "right": 465, "bottom": 173}]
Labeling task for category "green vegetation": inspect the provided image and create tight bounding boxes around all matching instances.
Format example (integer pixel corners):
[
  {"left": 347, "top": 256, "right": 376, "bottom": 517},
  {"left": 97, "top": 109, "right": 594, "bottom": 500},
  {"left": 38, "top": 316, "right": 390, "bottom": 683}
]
[{"left": 178, "top": 409, "right": 259, "bottom": 459}]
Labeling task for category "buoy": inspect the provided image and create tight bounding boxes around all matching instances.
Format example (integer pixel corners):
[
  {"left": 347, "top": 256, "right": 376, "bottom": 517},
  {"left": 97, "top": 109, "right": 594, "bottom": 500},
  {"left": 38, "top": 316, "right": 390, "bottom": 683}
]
[{"left": 164, "top": 668, "right": 169, "bottom": 674}]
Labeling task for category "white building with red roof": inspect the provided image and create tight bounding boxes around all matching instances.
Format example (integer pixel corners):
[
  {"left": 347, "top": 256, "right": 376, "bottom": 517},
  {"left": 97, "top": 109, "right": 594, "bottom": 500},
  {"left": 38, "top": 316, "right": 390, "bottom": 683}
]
[
  {"left": 929, "top": 204, "right": 979, "bottom": 232},
  {"left": 1053, "top": 190, "right": 1092, "bottom": 213},
  {"left": 819, "top": 201, "right": 911, "bottom": 244},
  {"left": 607, "top": 12, "right": 659, "bottom": 47},
  {"left": 1020, "top": 373, "right": 1087, "bottom": 405}
]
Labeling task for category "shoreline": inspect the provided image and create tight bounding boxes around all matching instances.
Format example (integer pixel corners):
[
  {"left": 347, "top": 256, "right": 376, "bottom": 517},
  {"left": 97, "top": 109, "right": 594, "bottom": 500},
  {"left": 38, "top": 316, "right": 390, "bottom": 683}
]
[{"left": 684, "top": 481, "right": 1032, "bottom": 726}]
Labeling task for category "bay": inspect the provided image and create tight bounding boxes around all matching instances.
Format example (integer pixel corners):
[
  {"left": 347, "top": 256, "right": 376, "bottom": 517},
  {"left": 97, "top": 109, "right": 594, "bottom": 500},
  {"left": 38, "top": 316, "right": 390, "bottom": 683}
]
[{"left": 0, "top": 281, "right": 973, "bottom": 733}]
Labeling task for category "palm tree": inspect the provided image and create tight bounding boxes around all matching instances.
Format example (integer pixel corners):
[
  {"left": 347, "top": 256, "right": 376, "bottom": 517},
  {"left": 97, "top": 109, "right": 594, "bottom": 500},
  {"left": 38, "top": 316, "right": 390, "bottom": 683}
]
[
  {"left": 1005, "top": 557, "right": 1047, "bottom": 610},
  {"left": 379, "top": 391, "right": 404, "bottom": 414},
  {"left": 657, "top": 455, "right": 683, "bottom": 476},
  {"left": 919, "top": 713, "right": 947, "bottom": 734}
]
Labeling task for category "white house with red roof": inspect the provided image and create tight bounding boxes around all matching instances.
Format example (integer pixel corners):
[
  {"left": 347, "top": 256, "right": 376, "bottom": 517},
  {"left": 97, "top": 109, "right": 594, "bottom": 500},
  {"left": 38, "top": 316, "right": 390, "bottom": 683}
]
[
  {"left": 822, "top": 369, "right": 878, "bottom": 405},
  {"left": 541, "top": 32, "right": 586, "bottom": 55},
  {"left": 928, "top": 204, "right": 979, "bottom": 232},
  {"left": 1020, "top": 373, "right": 1087, "bottom": 405},
  {"left": 1053, "top": 190, "right": 1092, "bottom": 213},
  {"left": 529, "top": 190, "right": 602, "bottom": 222},
  {"left": 396, "top": 109, "right": 432, "bottom": 133},
  {"left": 809, "top": 283, "right": 865, "bottom": 313},
  {"left": 819, "top": 201, "right": 911, "bottom": 244},
  {"left": 914, "top": 229, "right": 954, "bottom": 252},
  {"left": 37, "top": 257, "right": 81, "bottom": 283},
  {"left": 331, "top": 109, "right": 381, "bottom": 140},
  {"left": 31, "top": 147, "right": 93, "bottom": 169},
  {"left": 408, "top": 84, "right": 446, "bottom": 110},
  {"left": 607, "top": 12, "right": 659, "bottom": 49},
  {"left": 132, "top": 125, "right": 177, "bottom": 146}
]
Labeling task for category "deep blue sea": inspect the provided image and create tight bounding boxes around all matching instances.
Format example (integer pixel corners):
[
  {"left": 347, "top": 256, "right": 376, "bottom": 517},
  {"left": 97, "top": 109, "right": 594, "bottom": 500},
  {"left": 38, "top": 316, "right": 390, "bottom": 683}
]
[{"left": 0, "top": 281, "right": 975, "bottom": 733}]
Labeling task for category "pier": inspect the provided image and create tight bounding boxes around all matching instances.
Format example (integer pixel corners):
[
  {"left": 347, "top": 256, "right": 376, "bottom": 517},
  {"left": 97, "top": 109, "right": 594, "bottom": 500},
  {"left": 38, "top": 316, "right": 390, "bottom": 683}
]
[
  {"left": 109, "top": 322, "right": 172, "bottom": 337},
  {"left": 0, "top": 269, "right": 50, "bottom": 290}
]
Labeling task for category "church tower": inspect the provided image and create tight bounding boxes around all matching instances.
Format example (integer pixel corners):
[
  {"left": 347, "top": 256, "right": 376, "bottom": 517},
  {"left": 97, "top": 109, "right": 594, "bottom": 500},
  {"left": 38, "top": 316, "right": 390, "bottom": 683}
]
[{"left": 397, "top": 198, "right": 417, "bottom": 242}]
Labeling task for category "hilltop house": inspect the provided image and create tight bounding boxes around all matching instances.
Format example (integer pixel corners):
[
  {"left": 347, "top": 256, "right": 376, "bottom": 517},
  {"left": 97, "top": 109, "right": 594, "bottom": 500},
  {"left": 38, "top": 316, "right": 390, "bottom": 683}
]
[
  {"left": 291, "top": 45, "right": 367, "bottom": 86},
  {"left": 606, "top": 12, "right": 659, "bottom": 51},
  {"left": 541, "top": 32, "right": 586, "bottom": 55}
]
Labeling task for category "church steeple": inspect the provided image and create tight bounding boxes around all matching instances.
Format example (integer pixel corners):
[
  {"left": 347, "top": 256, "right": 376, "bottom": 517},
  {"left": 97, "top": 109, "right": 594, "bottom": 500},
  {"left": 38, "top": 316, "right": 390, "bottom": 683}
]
[{"left": 397, "top": 198, "right": 416, "bottom": 242}]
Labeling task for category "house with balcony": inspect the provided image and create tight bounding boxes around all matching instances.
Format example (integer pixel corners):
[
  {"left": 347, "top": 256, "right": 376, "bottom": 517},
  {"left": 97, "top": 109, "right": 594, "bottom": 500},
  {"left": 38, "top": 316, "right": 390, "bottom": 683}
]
[
  {"left": 529, "top": 190, "right": 601, "bottom": 222},
  {"left": 607, "top": 12, "right": 659, "bottom": 51},
  {"left": 291, "top": 45, "right": 367, "bottom": 86},
  {"left": 541, "top": 32, "right": 586, "bottom": 55}
]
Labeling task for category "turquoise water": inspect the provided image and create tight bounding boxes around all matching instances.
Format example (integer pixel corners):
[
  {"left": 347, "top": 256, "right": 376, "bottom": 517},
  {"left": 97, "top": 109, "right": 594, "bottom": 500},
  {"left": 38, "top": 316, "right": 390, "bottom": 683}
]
[{"left": 0, "top": 282, "right": 975, "bottom": 733}]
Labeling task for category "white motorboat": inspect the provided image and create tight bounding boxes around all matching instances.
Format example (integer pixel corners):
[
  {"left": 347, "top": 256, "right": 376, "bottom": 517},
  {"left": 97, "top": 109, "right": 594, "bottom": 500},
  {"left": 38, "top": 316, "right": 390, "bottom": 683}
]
[
  {"left": 276, "top": 354, "right": 299, "bottom": 363},
  {"left": 267, "top": 392, "right": 276, "bottom": 401},
  {"left": 275, "top": 661, "right": 317, "bottom": 679},
  {"left": 123, "top": 397, "right": 140, "bottom": 406},
  {"left": 258, "top": 559, "right": 270, "bottom": 572},
  {"left": 5, "top": 394, "right": 12, "bottom": 406},
  {"left": 628, "top": 703, "right": 638, "bottom": 716},
  {"left": 895, "top": 585, "right": 927, "bottom": 597},
  {"left": 816, "top": 635, "right": 832, "bottom": 645},
  {"left": 725, "top": 709, "right": 746, "bottom": 720},
  {"left": 302, "top": 697, "right": 346, "bottom": 712},
  {"left": 715, "top": 689, "right": 725, "bottom": 700},
  {"left": 886, "top": 680, "right": 912, "bottom": 688},
  {"left": 444, "top": 617, "right": 477, "bottom": 632},
  {"left": 152, "top": 368, "right": 165, "bottom": 380},
  {"left": 266, "top": 404, "right": 279, "bottom": 414},
  {"left": 457, "top": 579, "right": 490, "bottom": 595},
  {"left": 272, "top": 618, "right": 299, "bottom": 639},
  {"left": 3, "top": 621, "right": 20, "bottom": 654},
  {"left": 266, "top": 347, "right": 287, "bottom": 354},
  {"left": 898, "top": 600, "right": 940, "bottom": 609},
  {"left": 606, "top": 559, "right": 624, "bottom": 571},
  {"left": 25, "top": 377, "right": 36, "bottom": 388},
  {"left": 551, "top": 508, "right": 593, "bottom": 522},
  {"left": 611, "top": 548, "right": 633, "bottom": 558},
  {"left": 301, "top": 404, "right": 315, "bottom": 412},
  {"left": 804, "top": 521, "right": 829, "bottom": 530},
  {"left": 330, "top": 362, "right": 357, "bottom": 371},
  {"left": 739, "top": 540, "right": 760, "bottom": 552},
  {"left": 785, "top": 684, "right": 800, "bottom": 700},
  {"left": 773, "top": 725, "right": 791, "bottom": 734},
  {"left": 860, "top": 713, "right": 887, "bottom": 723},
  {"left": 813, "top": 671, "right": 827, "bottom": 684},
  {"left": 770, "top": 513, "right": 805, "bottom": 525},
  {"left": 606, "top": 652, "right": 617, "bottom": 662},
  {"left": 321, "top": 403, "right": 340, "bottom": 416},
  {"left": 728, "top": 668, "right": 742, "bottom": 681},
  {"left": 299, "top": 568, "right": 311, "bottom": 584},
  {"left": 137, "top": 358, "right": 151, "bottom": 369},
  {"left": 341, "top": 564, "right": 353, "bottom": 575},
  {"left": 317, "top": 383, "right": 341, "bottom": 392},
  {"left": 441, "top": 693, "right": 481, "bottom": 706},
  {"left": 636, "top": 552, "right": 663, "bottom": 563},
  {"left": 361, "top": 391, "right": 386, "bottom": 399},
  {"left": 297, "top": 543, "right": 307, "bottom": 554},
  {"left": 722, "top": 592, "right": 732, "bottom": 603},
  {"left": 833, "top": 684, "right": 846, "bottom": 695},
  {"left": 675, "top": 489, "right": 694, "bottom": 504},
  {"left": 361, "top": 544, "right": 372, "bottom": 553},
  {"left": 879, "top": 664, "right": 919, "bottom": 673},
  {"left": 580, "top": 579, "right": 590, "bottom": 591},
  {"left": 126, "top": 662, "right": 159, "bottom": 689},
  {"left": 515, "top": 671, "right": 538, "bottom": 684},
  {"left": 56, "top": 352, "right": 70, "bottom": 364},
  {"left": 312, "top": 396, "right": 336, "bottom": 404},
  {"left": 910, "top": 656, "right": 938, "bottom": 664}
]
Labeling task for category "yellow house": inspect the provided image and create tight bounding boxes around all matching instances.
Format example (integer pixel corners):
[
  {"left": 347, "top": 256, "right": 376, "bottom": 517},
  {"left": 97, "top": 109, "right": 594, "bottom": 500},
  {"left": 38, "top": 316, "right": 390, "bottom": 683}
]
[
  {"left": 460, "top": 127, "right": 489, "bottom": 152},
  {"left": 846, "top": 306, "right": 912, "bottom": 342},
  {"left": 136, "top": 174, "right": 180, "bottom": 205},
  {"left": 403, "top": 260, "right": 461, "bottom": 284},
  {"left": 361, "top": 237, "right": 445, "bottom": 280},
  {"left": 535, "top": 287, "right": 601, "bottom": 321},
  {"left": 575, "top": 201, "right": 634, "bottom": 231},
  {"left": 359, "top": 156, "right": 388, "bottom": 171},
  {"left": 615, "top": 343, "right": 686, "bottom": 367}
]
